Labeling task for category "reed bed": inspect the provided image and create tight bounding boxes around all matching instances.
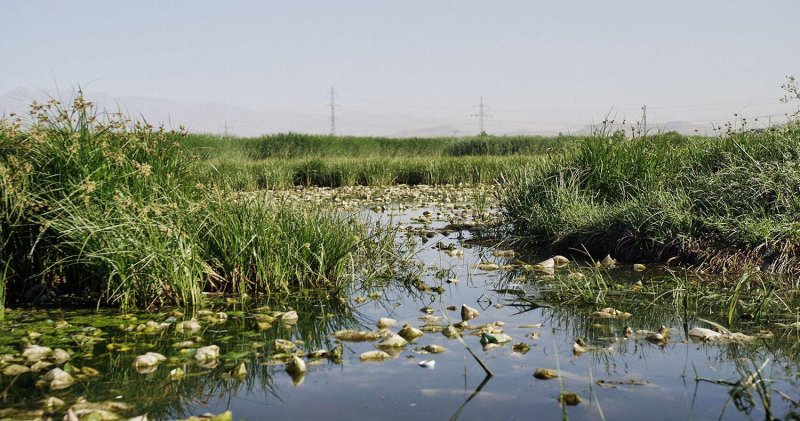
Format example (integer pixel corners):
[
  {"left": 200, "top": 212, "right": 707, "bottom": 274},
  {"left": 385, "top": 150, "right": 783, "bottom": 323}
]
[
  {"left": 0, "top": 97, "right": 395, "bottom": 309},
  {"left": 196, "top": 156, "right": 540, "bottom": 190},
  {"left": 184, "top": 132, "right": 565, "bottom": 189},
  {"left": 502, "top": 124, "right": 800, "bottom": 273},
  {"left": 184, "top": 132, "right": 573, "bottom": 160}
]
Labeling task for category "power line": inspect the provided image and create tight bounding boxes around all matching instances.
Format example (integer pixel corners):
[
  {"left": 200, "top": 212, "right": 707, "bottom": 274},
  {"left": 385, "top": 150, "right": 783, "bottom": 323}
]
[{"left": 471, "top": 97, "right": 492, "bottom": 135}]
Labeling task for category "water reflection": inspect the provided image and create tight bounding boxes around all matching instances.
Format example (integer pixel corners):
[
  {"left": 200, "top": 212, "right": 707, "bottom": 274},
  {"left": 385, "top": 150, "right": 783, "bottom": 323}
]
[{"left": 2, "top": 196, "right": 800, "bottom": 420}]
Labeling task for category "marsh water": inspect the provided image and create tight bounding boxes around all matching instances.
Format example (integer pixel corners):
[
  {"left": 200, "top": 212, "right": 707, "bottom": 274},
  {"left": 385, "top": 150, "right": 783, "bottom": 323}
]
[{"left": 2, "top": 186, "right": 799, "bottom": 420}]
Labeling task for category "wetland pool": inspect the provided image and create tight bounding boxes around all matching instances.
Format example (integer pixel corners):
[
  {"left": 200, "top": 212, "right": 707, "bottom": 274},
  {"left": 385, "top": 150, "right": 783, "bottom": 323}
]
[{"left": 1, "top": 185, "right": 799, "bottom": 420}]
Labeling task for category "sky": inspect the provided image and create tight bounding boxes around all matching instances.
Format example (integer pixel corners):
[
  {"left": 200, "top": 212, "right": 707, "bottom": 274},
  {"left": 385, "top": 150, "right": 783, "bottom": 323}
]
[{"left": 2, "top": 1, "right": 799, "bottom": 135}]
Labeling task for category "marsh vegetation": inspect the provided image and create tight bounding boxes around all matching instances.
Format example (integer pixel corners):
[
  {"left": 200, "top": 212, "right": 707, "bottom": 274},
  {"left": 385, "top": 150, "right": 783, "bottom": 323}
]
[{"left": 2, "top": 94, "right": 800, "bottom": 420}]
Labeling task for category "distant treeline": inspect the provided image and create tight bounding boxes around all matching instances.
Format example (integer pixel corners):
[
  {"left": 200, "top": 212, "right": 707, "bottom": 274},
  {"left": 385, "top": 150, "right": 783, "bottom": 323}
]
[{"left": 183, "top": 132, "right": 577, "bottom": 159}]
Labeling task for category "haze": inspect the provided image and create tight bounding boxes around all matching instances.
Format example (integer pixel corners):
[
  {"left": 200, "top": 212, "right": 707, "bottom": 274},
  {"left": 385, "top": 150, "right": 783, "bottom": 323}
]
[{"left": 2, "top": 1, "right": 799, "bottom": 136}]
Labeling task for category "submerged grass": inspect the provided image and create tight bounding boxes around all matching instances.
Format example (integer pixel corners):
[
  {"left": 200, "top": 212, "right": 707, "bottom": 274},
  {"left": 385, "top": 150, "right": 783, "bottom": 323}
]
[
  {"left": 515, "top": 263, "right": 798, "bottom": 329},
  {"left": 0, "top": 96, "right": 397, "bottom": 308},
  {"left": 502, "top": 124, "right": 800, "bottom": 273}
]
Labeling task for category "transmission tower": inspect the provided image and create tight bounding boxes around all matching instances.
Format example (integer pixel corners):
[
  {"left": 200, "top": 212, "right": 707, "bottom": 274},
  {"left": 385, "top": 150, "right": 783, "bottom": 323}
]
[
  {"left": 641, "top": 105, "right": 647, "bottom": 135},
  {"left": 471, "top": 97, "right": 491, "bottom": 136},
  {"left": 328, "top": 87, "right": 337, "bottom": 136},
  {"left": 222, "top": 121, "right": 234, "bottom": 137}
]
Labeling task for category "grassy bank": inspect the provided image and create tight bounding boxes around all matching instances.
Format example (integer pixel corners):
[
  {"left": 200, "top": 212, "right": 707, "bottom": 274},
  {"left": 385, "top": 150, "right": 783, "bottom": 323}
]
[
  {"left": 184, "top": 132, "right": 567, "bottom": 189},
  {"left": 503, "top": 125, "right": 800, "bottom": 273},
  {"left": 0, "top": 98, "right": 395, "bottom": 309}
]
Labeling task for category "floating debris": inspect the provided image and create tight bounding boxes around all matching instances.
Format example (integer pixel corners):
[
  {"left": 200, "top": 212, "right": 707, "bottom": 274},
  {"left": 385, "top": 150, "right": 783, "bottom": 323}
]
[
  {"left": 359, "top": 350, "right": 392, "bottom": 361},
  {"left": 442, "top": 325, "right": 461, "bottom": 339},
  {"left": 176, "top": 319, "right": 201, "bottom": 333},
  {"left": 195, "top": 345, "right": 221, "bottom": 362},
  {"left": 334, "top": 330, "right": 381, "bottom": 342},
  {"left": 278, "top": 310, "right": 299, "bottom": 324},
  {"left": 308, "top": 349, "right": 328, "bottom": 359},
  {"left": 42, "top": 396, "right": 65, "bottom": 412},
  {"left": 534, "top": 258, "right": 555, "bottom": 269},
  {"left": 476, "top": 262, "right": 501, "bottom": 271},
  {"left": 3, "top": 364, "right": 30, "bottom": 376},
  {"left": 274, "top": 339, "right": 296, "bottom": 353},
  {"left": 461, "top": 304, "right": 480, "bottom": 322},
  {"left": 398, "top": 324, "right": 424, "bottom": 340},
  {"left": 480, "top": 332, "right": 498, "bottom": 346},
  {"left": 181, "top": 410, "right": 233, "bottom": 421},
  {"left": 600, "top": 254, "right": 617, "bottom": 268},
  {"left": 286, "top": 355, "right": 306, "bottom": 374},
  {"left": 376, "top": 332, "right": 408, "bottom": 348},
  {"left": 423, "top": 344, "right": 446, "bottom": 354},
  {"left": 493, "top": 249, "right": 515, "bottom": 258},
  {"left": 42, "top": 367, "right": 74, "bottom": 390},
  {"left": 633, "top": 263, "right": 646, "bottom": 271},
  {"left": 596, "top": 379, "right": 650, "bottom": 388},
  {"left": 552, "top": 255, "right": 570, "bottom": 265},
  {"left": 133, "top": 352, "right": 167, "bottom": 371},
  {"left": 418, "top": 360, "right": 435, "bottom": 369},
  {"left": 512, "top": 343, "right": 530, "bottom": 354},
  {"left": 376, "top": 317, "right": 397, "bottom": 329},
  {"left": 688, "top": 327, "right": 754, "bottom": 343},
  {"left": 49, "top": 348, "right": 70, "bottom": 365},
  {"left": 558, "top": 392, "right": 582, "bottom": 406},
  {"left": 231, "top": 362, "right": 247, "bottom": 380},
  {"left": 644, "top": 326, "right": 669, "bottom": 343},
  {"left": 572, "top": 339, "right": 587, "bottom": 355},
  {"left": 22, "top": 345, "right": 52, "bottom": 363},
  {"left": 169, "top": 368, "right": 185, "bottom": 381},
  {"left": 533, "top": 368, "right": 559, "bottom": 380},
  {"left": 590, "top": 307, "right": 631, "bottom": 319}
]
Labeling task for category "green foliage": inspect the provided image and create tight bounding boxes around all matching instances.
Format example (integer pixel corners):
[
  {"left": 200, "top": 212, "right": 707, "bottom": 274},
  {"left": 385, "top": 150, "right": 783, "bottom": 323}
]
[
  {"left": 503, "top": 124, "right": 800, "bottom": 271},
  {"left": 184, "top": 132, "right": 571, "bottom": 160},
  {"left": 195, "top": 156, "right": 539, "bottom": 189},
  {"left": 0, "top": 96, "right": 393, "bottom": 308}
]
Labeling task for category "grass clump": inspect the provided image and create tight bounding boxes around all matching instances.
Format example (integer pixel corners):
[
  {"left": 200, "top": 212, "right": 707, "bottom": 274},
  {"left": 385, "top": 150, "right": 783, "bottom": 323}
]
[
  {"left": 503, "top": 125, "right": 800, "bottom": 273},
  {"left": 0, "top": 95, "right": 393, "bottom": 308}
]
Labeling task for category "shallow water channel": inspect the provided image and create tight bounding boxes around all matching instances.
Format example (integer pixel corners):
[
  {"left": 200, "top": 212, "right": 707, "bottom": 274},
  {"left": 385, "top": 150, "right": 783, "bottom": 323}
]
[{"left": 2, "top": 186, "right": 799, "bottom": 420}]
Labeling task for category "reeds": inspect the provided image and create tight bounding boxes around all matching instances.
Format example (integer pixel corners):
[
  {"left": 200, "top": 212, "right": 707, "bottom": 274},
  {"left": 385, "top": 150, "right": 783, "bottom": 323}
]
[
  {"left": 0, "top": 96, "right": 396, "bottom": 308},
  {"left": 184, "top": 132, "right": 572, "bottom": 160},
  {"left": 502, "top": 123, "right": 800, "bottom": 273},
  {"left": 196, "top": 156, "right": 539, "bottom": 189}
]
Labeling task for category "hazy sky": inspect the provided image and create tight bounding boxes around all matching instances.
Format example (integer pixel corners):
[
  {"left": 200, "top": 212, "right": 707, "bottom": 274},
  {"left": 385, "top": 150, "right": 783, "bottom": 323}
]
[{"left": 3, "top": 1, "right": 799, "bottom": 134}]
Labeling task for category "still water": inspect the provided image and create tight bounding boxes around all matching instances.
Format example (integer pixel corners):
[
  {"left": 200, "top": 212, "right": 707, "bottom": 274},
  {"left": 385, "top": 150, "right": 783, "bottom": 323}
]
[{"left": 1, "top": 186, "right": 798, "bottom": 420}]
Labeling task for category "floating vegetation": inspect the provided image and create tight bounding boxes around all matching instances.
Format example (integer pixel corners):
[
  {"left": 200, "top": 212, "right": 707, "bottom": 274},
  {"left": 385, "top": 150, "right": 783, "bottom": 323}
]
[{"left": 1, "top": 158, "right": 800, "bottom": 420}]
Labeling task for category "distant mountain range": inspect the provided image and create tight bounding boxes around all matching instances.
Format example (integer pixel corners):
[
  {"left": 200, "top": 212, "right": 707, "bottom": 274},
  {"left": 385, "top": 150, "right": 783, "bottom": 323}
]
[{"left": 0, "top": 87, "right": 720, "bottom": 137}]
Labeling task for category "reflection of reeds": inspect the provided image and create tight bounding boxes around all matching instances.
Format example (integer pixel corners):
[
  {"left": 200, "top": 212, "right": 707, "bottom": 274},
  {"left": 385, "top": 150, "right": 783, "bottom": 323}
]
[{"left": 0, "top": 296, "right": 363, "bottom": 419}]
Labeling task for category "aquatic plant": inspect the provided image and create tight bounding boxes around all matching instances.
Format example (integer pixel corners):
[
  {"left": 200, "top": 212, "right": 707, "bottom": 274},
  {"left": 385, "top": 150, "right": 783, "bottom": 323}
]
[
  {"left": 502, "top": 120, "right": 800, "bottom": 273},
  {"left": 184, "top": 132, "right": 570, "bottom": 160},
  {"left": 0, "top": 94, "right": 396, "bottom": 308}
]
